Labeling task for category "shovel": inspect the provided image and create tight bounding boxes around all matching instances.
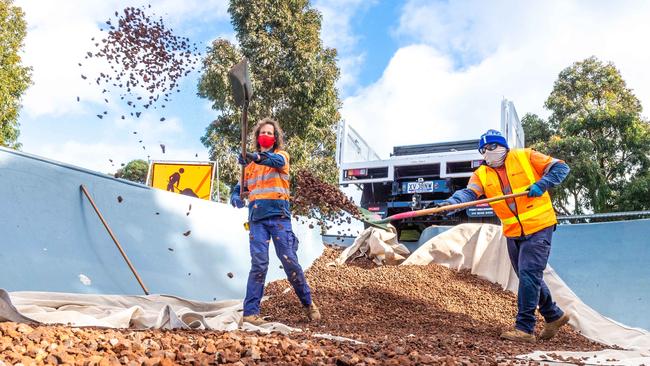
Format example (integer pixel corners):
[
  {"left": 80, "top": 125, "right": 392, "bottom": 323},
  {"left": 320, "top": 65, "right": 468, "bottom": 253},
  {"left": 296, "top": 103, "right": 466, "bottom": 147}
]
[
  {"left": 358, "top": 191, "right": 530, "bottom": 230},
  {"left": 228, "top": 58, "right": 254, "bottom": 197}
]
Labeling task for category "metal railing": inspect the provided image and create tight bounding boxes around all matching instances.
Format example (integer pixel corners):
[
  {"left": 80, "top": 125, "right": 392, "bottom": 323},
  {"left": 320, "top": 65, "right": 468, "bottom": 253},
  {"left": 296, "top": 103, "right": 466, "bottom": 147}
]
[{"left": 558, "top": 210, "right": 650, "bottom": 223}]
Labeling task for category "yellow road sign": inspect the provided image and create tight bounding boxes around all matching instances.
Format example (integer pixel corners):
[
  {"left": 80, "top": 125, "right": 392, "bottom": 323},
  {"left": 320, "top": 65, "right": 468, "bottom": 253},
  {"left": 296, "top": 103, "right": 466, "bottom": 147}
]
[{"left": 149, "top": 161, "right": 215, "bottom": 200}]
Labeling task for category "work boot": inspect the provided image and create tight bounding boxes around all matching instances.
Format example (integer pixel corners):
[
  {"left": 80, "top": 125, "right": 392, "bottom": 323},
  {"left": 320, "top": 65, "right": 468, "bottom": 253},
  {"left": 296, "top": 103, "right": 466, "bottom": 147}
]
[
  {"left": 241, "top": 315, "right": 267, "bottom": 326},
  {"left": 500, "top": 328, "right": 536, "bottom": 343},
  {"left": 539, "top": 313, "right": 570, "bottom": 340},
  {"left": 305, "top": 302, "right": 321, "bottom": 322}
]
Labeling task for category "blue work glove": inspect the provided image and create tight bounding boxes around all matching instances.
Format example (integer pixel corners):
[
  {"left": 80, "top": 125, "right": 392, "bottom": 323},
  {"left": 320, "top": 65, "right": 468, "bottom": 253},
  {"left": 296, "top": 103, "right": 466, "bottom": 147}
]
[
  {"left": 230, "top": 194, "right": 245, "bottom": 208},
  {"left": 528, "top": 183, "right": 545, "bottom": 197}
]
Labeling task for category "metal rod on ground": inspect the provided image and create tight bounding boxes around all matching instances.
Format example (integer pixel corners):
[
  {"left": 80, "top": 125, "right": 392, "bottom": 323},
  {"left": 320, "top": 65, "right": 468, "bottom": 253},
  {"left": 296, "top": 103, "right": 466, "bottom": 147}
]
[{"left": 79, "top": 184, "right": 150, "bottom": 295}]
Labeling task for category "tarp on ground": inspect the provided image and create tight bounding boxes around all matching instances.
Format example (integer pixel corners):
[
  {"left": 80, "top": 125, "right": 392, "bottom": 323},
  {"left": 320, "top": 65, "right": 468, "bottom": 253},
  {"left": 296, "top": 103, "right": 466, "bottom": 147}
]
[{"left": 0, "top": 289, "right": 296, "bottom": 334}]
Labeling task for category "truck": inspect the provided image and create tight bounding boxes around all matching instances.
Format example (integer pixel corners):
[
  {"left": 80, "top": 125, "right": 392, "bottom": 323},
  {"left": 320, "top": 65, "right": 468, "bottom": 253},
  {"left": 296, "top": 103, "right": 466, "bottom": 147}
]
[{"left": 336, "top": 99, "right": 525, "bottom": 241}]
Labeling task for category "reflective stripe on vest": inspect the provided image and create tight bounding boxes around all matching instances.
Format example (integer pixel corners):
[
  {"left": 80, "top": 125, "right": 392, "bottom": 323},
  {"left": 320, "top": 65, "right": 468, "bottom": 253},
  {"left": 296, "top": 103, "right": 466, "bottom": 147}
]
[
  {"left": 245, "top": 149, "right": 291, "bottom": 202},
  {"left": 475, "top": 149, "right": 557, "bottom": 237},
  {"left": 246, "top": 172, "right": 290, "bottom": 187},
  {"left": 250, "top": 187, "right": 290, "bottom": 196}
]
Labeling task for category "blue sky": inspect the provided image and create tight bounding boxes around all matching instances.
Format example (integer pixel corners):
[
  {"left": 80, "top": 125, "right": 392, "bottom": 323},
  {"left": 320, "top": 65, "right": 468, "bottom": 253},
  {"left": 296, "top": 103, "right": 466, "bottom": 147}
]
[{"left": 14, "top": 0, "right": 650, "bottom": 173}]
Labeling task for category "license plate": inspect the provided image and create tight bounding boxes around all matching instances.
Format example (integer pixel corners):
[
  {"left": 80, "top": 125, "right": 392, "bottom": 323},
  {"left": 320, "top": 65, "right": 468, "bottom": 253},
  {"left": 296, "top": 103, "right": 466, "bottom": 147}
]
[{"left": 406, "top": 181, "right": 434, "bottom": 193}]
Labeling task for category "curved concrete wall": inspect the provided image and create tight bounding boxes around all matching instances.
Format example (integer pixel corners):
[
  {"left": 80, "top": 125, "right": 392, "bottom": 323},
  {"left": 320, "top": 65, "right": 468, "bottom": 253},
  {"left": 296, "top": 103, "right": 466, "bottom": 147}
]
[
  {"left": 0, "top": 147, "right": 324, "bottom": 301},
  {"left": 550, "top": 219, "right": 650, "bottom": 331}
]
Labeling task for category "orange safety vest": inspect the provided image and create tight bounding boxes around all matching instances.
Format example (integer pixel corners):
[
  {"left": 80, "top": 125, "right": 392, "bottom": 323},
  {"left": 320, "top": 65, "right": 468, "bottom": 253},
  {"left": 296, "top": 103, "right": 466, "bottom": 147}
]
[
  {"left": 244, "top": 150, "right": 291, "bottom": 202},
  {"left": 475, "top": 149, "right": 557, "bottom": 237}
]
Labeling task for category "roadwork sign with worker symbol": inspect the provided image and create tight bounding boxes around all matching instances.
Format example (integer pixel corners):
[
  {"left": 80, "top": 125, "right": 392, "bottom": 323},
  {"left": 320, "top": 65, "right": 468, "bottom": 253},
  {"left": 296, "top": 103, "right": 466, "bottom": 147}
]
[{"left": 147, "top": 161, "right": 216, "bottom": 200}]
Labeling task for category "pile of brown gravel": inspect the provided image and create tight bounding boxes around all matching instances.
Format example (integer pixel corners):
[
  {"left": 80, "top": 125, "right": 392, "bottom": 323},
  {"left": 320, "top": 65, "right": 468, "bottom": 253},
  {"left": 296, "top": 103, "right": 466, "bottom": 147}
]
[
  {"left": 0, "top": 322, "right": 413, "bottom": 366},
  {"left": 261, "top": 248, "right": 605, "bottom": 361}
]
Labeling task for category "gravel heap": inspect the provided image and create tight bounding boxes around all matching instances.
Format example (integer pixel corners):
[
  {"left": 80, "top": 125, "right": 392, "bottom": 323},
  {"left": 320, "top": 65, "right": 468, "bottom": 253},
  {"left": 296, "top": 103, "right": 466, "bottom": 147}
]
[
  {"left": 0, "top": 249, "right": 606, "bottom": 365},
  {"left": 0, "top": 323, "right": 416, "bottom": 366},
  {"left": 261, "top": 249, "right": 605, "bottom": 362}
]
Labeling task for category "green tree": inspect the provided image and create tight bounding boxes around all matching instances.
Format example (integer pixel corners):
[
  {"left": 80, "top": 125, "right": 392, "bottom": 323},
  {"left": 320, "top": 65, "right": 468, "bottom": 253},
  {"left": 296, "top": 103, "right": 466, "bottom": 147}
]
[
  {"left": 0, "top": 0, "right": 32, "bottom": 149},
  {"left": 115, "top": 159, "right": 149, "bottom": 184},
  {"left": 198, "top": 0, "right": 341, "bottom": 197},
  {"left": 522, "top": 57, "right": 650, "bottom": 214}
]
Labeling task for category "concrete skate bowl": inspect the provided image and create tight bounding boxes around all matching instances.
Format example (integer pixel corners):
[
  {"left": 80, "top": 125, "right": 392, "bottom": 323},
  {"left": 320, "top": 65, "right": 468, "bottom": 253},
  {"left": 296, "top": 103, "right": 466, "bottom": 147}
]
[{"left": 0, "top": 147, "right": 323, "bottom": 301}]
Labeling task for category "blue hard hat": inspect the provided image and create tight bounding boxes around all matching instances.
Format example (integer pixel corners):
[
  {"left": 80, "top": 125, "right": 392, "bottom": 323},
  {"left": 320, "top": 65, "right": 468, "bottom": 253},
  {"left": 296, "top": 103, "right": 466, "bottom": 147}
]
[{"left": 478, "top": 129, "right": 508, "bottom": 151}]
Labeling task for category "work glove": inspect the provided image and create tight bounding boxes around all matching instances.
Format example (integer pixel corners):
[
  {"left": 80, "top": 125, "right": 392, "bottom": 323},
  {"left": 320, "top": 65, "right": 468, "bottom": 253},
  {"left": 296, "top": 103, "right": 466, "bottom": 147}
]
[
  {"left": 425, "top": 200, "right": 452, "bottom": 209},
  {"left": 435, "top": 201, "right": 452, "bottom": 208},
  {"left": 230, "top": 194, "right": 245, "bottom": 208},
  {"left": 528, "top": 183, "right": 545, "bottom": 197},
  {"left": 237, "top": 152, "right": 260, "bottom": 166}
]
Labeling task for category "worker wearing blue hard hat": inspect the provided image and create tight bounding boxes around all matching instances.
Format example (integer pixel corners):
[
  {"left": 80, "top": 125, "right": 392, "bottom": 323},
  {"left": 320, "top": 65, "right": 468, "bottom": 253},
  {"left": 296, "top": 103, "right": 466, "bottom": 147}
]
[{"left": 440, "top": 129, "right": 571, "bottom": 342}]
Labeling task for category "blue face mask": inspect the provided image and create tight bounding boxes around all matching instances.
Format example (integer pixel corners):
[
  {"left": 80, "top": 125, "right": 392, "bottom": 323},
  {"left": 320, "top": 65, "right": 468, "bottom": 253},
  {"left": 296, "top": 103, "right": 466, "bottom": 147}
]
[{"left": 482, "top": 146, "right": 507, "bottom": 167}]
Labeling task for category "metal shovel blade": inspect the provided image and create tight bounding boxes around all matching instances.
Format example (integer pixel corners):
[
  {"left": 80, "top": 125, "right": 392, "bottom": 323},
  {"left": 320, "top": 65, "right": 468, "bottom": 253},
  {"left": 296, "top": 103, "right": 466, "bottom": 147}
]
[
  {"left": 357, "top": 207, "right": 390, "bottom": 230},
  {"left": 228, "top": 58, "right": 254, "bottom": 107}
]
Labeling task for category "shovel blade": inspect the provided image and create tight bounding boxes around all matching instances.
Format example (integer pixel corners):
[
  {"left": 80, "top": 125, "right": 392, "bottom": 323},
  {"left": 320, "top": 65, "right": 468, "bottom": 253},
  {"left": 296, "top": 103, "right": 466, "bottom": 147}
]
[
  {"left": 357, "top": 207, "right": 390, "bottom": 230},
  {"left": 228, "top": 58, "right": 253, "bottom": 107}
]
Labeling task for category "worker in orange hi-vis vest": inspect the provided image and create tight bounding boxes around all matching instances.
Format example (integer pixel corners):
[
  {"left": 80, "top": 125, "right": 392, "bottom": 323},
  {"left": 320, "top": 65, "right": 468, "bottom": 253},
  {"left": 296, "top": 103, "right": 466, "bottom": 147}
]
[
  {"left": 230, "top": 118, "right": 320, "bottom": 326},
  {"left": 440, "top": 129, "right": 571, "bottom": 343}
]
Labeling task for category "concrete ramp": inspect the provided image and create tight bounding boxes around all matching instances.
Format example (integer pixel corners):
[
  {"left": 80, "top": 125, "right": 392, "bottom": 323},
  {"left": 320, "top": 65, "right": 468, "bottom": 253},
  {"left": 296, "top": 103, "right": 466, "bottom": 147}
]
[{"left": 0, "top": 147, "right": 323, "bottom": 301}]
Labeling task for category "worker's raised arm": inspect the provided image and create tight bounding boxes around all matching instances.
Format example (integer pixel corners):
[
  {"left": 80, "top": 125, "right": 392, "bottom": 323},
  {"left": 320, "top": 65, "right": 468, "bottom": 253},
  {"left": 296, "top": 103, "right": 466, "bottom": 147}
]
[
  {"left": 528, "top": 150, "right": 570, "bottom": 195},
  {"left": 438, "top": 172, "right": 482, "bottom": 207},
  {"left": 240, "top": 150, "right": 287, "bottom": 169},
  {"left": 256, "top": 150, "right": 287, "bottom": 169}
]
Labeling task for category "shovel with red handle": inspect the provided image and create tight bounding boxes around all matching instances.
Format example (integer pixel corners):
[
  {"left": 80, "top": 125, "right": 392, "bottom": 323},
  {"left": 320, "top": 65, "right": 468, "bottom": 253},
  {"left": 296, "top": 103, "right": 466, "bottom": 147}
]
[{"left": 359, "top": 191, "right": 530, "bottom": 230}]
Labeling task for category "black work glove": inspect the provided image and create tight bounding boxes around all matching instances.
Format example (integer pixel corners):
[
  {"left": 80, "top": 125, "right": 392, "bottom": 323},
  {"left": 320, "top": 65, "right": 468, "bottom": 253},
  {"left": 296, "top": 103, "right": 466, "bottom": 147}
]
[
  {"left": 425, "top": 200, "right": 452, "bottom": 209},
  {"left": 237, "top": 152, "right": 261, "bottom": 166}
]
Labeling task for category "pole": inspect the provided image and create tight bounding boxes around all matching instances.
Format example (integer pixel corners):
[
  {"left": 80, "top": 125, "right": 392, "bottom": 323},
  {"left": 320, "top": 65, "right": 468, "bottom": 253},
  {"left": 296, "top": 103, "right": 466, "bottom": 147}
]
[
  {"left": 373, "top": 191, "right": 530, "bottom": 224},
  {"left": 240, "top": 99, "right": 249, "bottom": 197},
  {"left": 80, "top": 184, "right": 150, "bottom": 295}
]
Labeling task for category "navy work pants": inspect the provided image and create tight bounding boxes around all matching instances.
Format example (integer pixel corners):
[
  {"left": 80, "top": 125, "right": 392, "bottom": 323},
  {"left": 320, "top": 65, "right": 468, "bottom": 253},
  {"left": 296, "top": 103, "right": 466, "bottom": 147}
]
[
  {"left": 243, "top": 217, "right": 312, "bottom": 316},
  {"left": 506, "top": 225, "right": 564, "bottom": 334}
]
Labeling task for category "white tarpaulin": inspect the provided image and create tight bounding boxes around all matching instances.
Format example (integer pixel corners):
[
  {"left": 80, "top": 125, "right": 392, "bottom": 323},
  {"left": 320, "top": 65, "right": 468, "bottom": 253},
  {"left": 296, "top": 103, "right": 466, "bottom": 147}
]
[
  {"left": 0, "top": 290, "right": 296, "bottom": 334},
  {"left": 343, "top": 223, "right": 650, "bottom": 365},
  {"left": 330, "top": 224, "right": 410, "bottom": 266}
]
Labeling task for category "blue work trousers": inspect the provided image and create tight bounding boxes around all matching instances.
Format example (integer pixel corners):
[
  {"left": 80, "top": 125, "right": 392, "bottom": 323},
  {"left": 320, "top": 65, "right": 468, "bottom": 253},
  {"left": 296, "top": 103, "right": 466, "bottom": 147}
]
[
  {"left": 506, "top": 225, "right": 564, "bottom": 334},
  {"left": 243, "top": 217, "right": 312, "bottom": 316}
]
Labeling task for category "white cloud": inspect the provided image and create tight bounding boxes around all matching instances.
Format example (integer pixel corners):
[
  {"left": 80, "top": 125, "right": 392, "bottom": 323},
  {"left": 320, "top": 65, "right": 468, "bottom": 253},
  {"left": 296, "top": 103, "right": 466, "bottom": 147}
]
[
  {"left": 315, "top": 0, "right": 376, "bottom": 93},
  {"left": 34, "top": 111, "right": 209, "bottom": 173},
  {"left": 342, "top": 0, "right": 650, "bottom": 158}
]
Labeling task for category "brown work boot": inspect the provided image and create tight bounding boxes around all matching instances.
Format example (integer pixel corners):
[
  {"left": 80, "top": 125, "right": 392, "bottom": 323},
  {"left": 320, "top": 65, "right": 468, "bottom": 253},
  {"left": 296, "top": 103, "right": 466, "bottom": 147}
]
[
  {"left": 241, "top": 315, "right": 267, "bottom": 326},
  {"left": 500, "top": 328, "right": 536, "bottom": 343},
  {"left": 539, "top": 313, "right": 570, "bottom": 340},
  {"left": 305, "top": 302, "right": 321, "bottom": 322}
]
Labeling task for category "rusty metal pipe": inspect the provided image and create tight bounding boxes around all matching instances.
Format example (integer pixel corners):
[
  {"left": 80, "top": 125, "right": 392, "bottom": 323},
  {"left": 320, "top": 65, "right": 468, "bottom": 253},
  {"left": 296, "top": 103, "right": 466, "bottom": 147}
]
[{"left": 80, "top": 184, "right": 149, "bottom": 295}]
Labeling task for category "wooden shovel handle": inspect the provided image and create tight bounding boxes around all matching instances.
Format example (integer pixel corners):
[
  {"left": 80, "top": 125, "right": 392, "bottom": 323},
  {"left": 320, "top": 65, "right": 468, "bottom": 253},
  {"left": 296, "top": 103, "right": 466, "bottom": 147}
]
[{"left": 374, "top": 191, "right": 530, "bottom": 224}]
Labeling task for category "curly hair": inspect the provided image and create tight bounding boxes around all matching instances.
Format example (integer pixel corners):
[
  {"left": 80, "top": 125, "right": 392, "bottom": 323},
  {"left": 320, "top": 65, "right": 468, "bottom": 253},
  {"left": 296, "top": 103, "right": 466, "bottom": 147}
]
[{"left": 251, "top": 117, "right": 284, "bottom": 151}]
